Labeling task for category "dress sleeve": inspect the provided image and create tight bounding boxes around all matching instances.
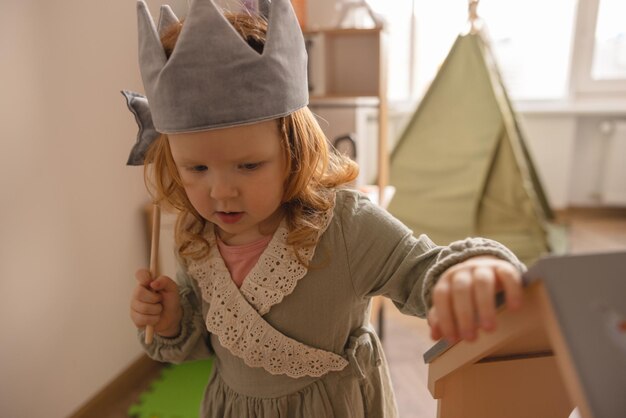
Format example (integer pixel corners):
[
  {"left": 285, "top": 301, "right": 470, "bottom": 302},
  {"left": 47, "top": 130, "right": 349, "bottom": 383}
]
[
  {"left": 138, "top": 268, "right": 213, "bottom": 364},
  {"left": 340, "top": 191, "right": 526, "bottom": 318}
]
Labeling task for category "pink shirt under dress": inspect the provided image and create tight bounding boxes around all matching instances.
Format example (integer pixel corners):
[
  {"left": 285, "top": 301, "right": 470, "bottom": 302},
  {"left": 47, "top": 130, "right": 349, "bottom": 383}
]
[{"left": 216, "top": 235, "right": 273, "bottom": 288}]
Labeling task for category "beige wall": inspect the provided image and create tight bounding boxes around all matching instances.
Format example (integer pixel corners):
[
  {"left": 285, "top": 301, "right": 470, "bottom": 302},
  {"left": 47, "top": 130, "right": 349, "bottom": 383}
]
[
  {"left": 0, "top": 0, "right": 168, "bottom": 416},
  {"left": 307, "top": 0, "right": 337, "bottom": 29}
]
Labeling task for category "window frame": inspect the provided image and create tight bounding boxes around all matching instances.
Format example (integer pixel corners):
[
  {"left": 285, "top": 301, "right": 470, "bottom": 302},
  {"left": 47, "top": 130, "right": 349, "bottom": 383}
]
[{"left": 570, "top": 0, "right": 626, "bottom": 97}]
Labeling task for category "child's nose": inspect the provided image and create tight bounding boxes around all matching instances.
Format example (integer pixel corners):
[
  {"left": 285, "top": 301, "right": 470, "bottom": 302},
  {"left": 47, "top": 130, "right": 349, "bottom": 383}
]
[{"left": 209, "top": 176, "right": 238, "bottom": 200}]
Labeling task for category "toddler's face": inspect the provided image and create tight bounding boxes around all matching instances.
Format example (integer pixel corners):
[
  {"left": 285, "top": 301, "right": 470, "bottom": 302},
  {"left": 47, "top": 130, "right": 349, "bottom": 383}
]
[{"left": 168, "top": 119, "right": 286, "bottom": 245}]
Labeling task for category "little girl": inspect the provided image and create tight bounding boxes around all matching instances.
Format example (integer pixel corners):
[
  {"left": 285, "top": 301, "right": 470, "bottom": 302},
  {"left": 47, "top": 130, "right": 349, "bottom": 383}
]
[{"left": 126, "top": 1, "right": 525, "bottom": 416}]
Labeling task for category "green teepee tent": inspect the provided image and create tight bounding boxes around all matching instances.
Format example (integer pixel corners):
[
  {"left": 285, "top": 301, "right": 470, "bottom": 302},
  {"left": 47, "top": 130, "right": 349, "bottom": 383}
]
[{"left": 388, "top": 27, "right": 564, "bottom": 265}]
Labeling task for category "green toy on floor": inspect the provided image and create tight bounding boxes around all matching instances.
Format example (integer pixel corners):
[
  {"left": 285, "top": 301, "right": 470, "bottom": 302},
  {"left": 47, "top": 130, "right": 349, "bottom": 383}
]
[{"left": 128, "top": 359, "right": 213, "bottom": 418}]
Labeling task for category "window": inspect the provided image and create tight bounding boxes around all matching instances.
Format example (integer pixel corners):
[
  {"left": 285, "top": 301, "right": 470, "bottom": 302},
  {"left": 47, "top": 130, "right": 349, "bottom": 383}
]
[
  {"left": 368, "top": 0, "right": 580, "bottom": 101},
  {"left": 368, "top": 0, "right": 416, "bottom": 102},
  {"left": 591, "top": 0, "right": 626, "bottom": 80},
  {"left": 572, "top": 0, "right": 626, "bottom": 95},
  {"left": 480, "top": 0, "right": 578, "bottom": 100}
]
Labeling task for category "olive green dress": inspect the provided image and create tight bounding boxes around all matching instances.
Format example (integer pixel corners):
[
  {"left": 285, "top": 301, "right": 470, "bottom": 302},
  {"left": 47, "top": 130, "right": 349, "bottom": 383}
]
[{"left": 140, "top": 189, "right": 523, "bottom": 417}]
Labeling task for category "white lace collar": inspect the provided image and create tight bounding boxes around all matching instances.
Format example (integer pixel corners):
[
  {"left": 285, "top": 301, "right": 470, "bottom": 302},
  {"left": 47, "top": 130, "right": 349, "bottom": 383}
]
[{"left": 187, "top": 194, "right": 349, "bottom": 378}]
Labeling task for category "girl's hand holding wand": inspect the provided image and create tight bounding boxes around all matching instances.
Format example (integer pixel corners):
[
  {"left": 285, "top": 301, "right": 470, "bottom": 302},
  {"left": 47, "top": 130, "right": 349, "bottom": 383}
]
[
  {"left": 427, "top": 256, "right": 523, "bottom": 344},
  {"left": 130, "top": 269, "right": 183, "bottom": 339}
]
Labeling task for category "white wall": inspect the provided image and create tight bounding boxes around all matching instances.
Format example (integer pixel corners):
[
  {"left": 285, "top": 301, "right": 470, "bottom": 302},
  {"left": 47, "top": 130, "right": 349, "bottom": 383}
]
[
  {"left": 0, "top": 0, "right": 172, "bottom": 416},
  {"left": 516, "top": 109, "right": 626, "bottom": 209},
  {"left": 568, "top": 116, "right": 626, "bottom": 206},
  {"left": 517, "top": 114, "right": 578, "bottom": 209}
]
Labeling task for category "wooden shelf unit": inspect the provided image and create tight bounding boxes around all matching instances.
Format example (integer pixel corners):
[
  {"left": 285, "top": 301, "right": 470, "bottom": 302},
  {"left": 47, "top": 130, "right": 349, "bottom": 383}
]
[{"left": 304, "top": 26, "right": 389, "bottom": 201}]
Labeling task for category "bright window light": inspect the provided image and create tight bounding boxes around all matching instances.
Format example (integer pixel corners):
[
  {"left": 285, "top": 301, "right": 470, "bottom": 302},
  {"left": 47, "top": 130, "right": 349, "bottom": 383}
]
[
  {"left": 480, "top": 0, "right": 578, "bottom": 100},
  {"left": 372, "top": 0, "right": 578, "bottom": 101},
  {"left": 368, "top": 0, "right": 416, "bottom": 102},
  {"left": 592, "top": 0, "right": 626, "bottom": 80}
]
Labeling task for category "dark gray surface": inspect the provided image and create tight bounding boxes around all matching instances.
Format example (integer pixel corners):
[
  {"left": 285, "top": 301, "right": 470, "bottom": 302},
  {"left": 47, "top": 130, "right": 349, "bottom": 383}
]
[{"left": 527, "top": 251, "right": 626, "bottom": 418}]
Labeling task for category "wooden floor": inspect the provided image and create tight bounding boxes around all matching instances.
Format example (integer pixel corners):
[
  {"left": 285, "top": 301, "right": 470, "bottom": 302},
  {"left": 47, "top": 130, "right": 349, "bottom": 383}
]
[{"left": 97, "top": 208, "right": 626, "bottom": 418}]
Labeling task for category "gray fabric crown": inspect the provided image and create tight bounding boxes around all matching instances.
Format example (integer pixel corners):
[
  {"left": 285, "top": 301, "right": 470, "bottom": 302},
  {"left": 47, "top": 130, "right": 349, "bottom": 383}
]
[{"left": 123, "top": 0, "right": 308, "bottom": 165}]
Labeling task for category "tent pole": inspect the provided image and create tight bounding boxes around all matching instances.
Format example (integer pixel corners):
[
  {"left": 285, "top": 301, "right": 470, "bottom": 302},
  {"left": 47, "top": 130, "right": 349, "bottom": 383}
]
[{"left": 468, "top": 0, "right": 480, "bottom": 34}]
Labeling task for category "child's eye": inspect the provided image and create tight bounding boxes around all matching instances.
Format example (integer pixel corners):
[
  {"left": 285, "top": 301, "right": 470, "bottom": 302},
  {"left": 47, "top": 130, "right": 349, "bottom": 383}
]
[
  {"left": 239, "top": 162, "right": 262, "bottom": 171},
  {"left": 188, "top": 165, "right": 207, "bottom": 172}
]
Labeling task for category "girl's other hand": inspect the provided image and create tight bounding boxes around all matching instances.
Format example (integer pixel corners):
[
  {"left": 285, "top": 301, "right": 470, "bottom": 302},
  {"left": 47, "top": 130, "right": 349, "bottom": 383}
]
[
  {"left": 130, "top": 268, "right": 183, "bottom": 338},
  {"left": 427, "top": 256, "right": 523, "bottom": 344}
]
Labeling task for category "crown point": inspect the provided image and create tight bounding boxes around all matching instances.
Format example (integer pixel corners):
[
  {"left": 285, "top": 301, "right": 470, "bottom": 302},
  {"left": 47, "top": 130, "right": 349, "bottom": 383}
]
[
  {"left": 137, "top": 0, "right": 167, "bottom": 81},
  {"left": 265, "top": 0, "right": 304, "bottom": 53},
  {"left": 157, "top": 5, "right": 180, "bottom": 38},
  {"left": 258, "top": 0, "right": 271, "bottom": 18},
  {"left": 136, "top": 0, "right": 149, "bottom": 15}
]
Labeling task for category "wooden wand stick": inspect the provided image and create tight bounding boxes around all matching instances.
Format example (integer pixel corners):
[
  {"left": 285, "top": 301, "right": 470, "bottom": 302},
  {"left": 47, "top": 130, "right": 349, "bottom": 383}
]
[{"left": 145, "top": 202, "right": 161, "bottom": 344}]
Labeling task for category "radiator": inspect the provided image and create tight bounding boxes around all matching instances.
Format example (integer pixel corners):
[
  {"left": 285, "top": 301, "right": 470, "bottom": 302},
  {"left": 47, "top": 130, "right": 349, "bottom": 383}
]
[{"left": 601, "top": 120, "right": 626, "bottom": 205}]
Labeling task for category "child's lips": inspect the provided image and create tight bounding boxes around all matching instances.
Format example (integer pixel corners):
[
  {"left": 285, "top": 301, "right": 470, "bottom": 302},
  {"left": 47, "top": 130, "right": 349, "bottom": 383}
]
[{"left": 216, "top": 211, "right": 244, "bottom": 224}]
